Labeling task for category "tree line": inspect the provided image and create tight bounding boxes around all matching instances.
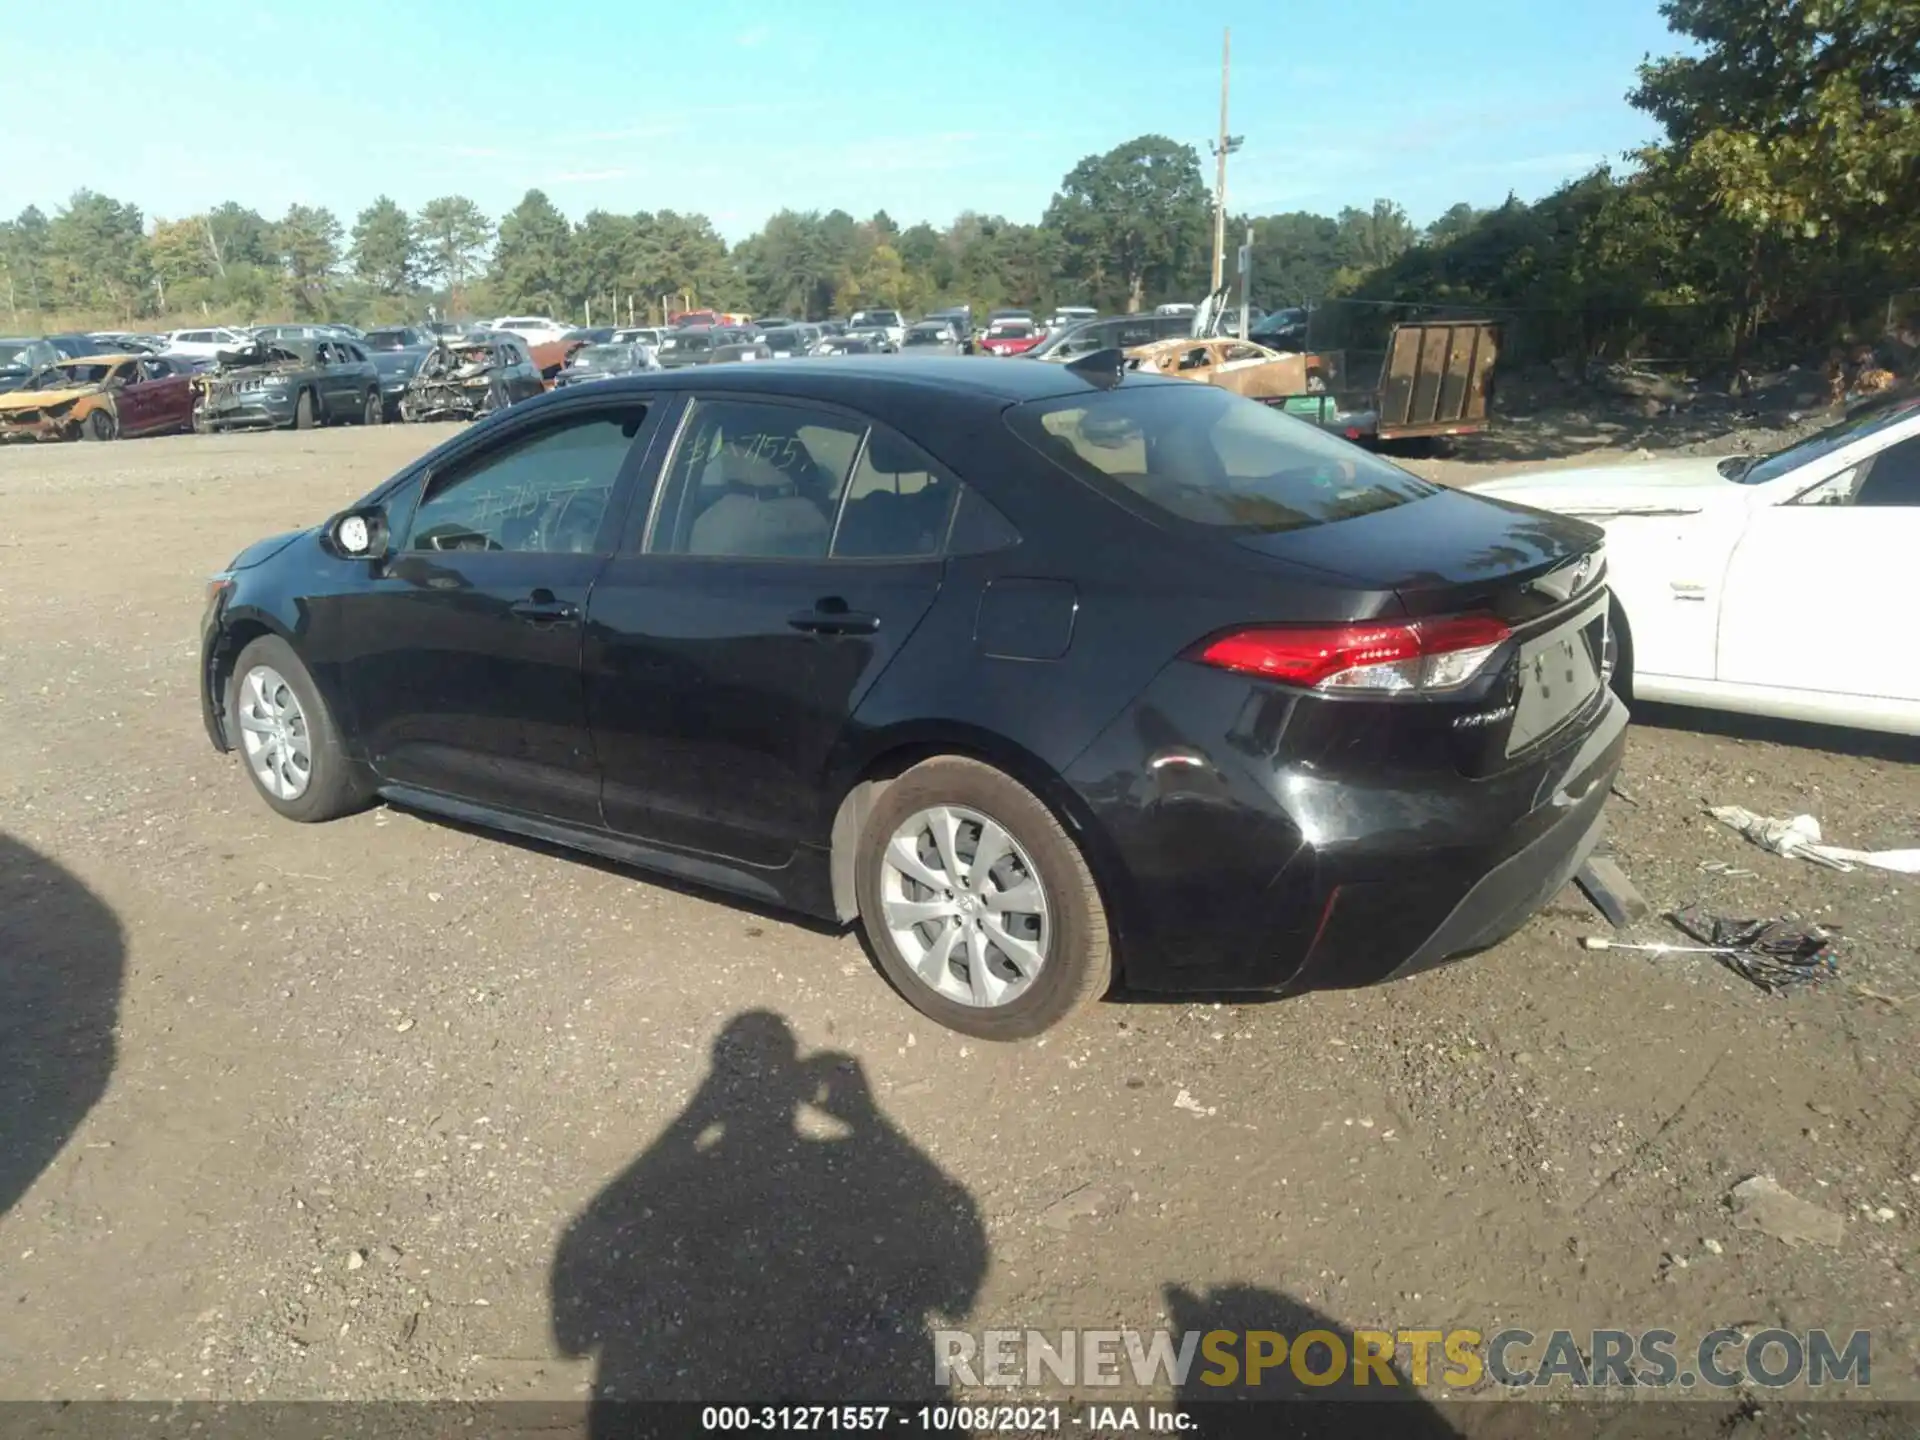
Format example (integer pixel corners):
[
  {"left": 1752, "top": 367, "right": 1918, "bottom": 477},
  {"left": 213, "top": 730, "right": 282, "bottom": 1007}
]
[{"left": 2, "top": 0, "right": 1913, "bottom": 367}]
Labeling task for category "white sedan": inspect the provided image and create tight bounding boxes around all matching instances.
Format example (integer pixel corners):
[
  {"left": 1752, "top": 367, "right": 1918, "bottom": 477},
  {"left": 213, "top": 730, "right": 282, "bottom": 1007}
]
[{"left": 1471, "top": 393, "right": 1920, "bottom": 736}]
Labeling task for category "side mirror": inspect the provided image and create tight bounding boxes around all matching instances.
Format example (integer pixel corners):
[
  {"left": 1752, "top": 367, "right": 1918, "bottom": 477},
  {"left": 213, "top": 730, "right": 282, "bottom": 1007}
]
[{"left": 326, "top": 509, "right": 390, "bottom": 561}]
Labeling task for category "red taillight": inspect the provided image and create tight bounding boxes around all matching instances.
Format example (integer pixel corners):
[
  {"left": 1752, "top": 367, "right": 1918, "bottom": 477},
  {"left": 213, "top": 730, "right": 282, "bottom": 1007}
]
[{"left": 1192, "top": 615, "right": 1512, "bottom": 694}]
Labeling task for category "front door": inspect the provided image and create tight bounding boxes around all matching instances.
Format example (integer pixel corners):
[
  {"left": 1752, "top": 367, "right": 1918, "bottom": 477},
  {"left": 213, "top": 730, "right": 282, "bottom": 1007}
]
[
  {"left": 585, "top": 395, "right": 954, "bottom": 866},
  {"left": 336, "top": 401, "right": 659, "bottom": 823},
  {"left": 111, "top": 361, "right": 156, "bottom": 434},
  {"left": 1717, "top": 433, "right": 1920, "bottom": 708}
]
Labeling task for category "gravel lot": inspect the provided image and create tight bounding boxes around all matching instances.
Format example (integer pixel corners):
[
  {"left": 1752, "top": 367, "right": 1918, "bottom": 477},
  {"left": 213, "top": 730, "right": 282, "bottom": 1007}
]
[{"left": 1, "top": 422, "right": 1915, "bottom": 1421}]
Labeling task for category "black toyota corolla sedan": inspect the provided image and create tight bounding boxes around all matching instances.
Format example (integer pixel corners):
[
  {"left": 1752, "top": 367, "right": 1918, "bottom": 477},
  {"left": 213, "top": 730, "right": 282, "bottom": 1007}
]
[{"left": 200, "top": 352, "right": 1624, "bottom": 1039}]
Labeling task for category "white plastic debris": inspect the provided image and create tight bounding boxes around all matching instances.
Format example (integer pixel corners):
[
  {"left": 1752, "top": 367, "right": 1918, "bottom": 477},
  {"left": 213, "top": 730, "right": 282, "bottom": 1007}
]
[{"left": 1707, "top": 806, "right": 1920, "bottom": 874}]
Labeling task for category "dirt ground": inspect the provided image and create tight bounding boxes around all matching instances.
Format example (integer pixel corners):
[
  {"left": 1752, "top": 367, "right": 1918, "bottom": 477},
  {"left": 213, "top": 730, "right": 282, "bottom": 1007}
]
[{"left": 0, "top": 418, "right": 1915, "bottom": 1425}]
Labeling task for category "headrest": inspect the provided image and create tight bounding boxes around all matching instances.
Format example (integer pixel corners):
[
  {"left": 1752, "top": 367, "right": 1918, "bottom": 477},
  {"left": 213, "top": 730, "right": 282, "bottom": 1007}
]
[{"left": 709, "top": 449, "right": 792, "bottom": 491}]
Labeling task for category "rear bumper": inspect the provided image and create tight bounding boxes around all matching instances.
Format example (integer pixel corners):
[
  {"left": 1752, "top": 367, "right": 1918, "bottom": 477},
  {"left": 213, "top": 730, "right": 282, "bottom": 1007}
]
[{"left": 1064, "top": 663, "right": 1628, "bottom": 994}]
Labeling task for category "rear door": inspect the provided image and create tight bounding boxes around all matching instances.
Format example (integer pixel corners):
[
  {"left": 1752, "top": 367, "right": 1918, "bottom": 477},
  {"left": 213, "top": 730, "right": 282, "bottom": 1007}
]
[
  {"left": 333, "top": 399, "right": 662, "bottom": 823},
  {"left": 585, "top": 394, "right": 955, "bottom": 866}
]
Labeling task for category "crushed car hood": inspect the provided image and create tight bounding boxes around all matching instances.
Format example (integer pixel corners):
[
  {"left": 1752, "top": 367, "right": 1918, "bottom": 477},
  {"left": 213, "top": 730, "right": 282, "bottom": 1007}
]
[
  {"left": 0, "top": 382, "right": 99, "bottom": 411},
  {"left": 1468, "top": 455, "right": 1741, "bottom": 516}
]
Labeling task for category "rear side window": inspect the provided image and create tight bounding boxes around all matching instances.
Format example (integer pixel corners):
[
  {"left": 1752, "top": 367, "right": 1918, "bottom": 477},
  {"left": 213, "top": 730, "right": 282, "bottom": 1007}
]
[
  {"left": 1008, "top": 384, "right": 1436, "bottom": 534},
  {"left": 833, "top": 430, "right": 958, "bottom": 558},
  {"left": 651, "top": 399, "right": 865, "bottom": 559}
]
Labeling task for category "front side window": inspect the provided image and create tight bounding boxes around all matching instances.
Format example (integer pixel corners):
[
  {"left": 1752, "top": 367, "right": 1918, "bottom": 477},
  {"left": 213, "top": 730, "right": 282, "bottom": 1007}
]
[
  {"left": 1010, "top": 383, "right": 1436, "bottom": 534},
  {"left": 404, "top": 410, "right": 645, "bottom": 555}
]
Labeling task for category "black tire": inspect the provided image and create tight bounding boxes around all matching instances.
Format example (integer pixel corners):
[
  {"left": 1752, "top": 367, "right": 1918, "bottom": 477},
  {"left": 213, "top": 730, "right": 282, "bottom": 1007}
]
[
  {"left": 360, "top": 388, "right": 382, "bottom": 425},
  {"left": 293, "top": 389, "right": 315, "bottom": 430},
  {"left": 82, "top": 407, "right": 118, "bottom": 442},
  {"left": 225, "top": 634, "right": 368, "bottom": 823},
  {"left": 854, "top": 756, "right": 1111, "bottom": 1041},
  {"left": 1605, "top": 597, "right": 1634, "bottom": 705}
]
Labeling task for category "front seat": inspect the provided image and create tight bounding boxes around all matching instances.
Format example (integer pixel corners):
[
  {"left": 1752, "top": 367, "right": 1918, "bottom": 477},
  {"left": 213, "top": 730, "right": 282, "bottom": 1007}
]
[{"left": 688, "top": 450, "right": 831, "bottom": 557}]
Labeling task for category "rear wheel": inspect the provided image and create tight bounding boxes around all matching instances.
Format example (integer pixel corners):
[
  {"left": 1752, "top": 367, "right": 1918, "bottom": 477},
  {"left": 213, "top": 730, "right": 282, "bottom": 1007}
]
[
  {"left": 360, "top": 389, "right": 382, "bottom": 425},
  {"left": 293, "top": 390, "right": 315, "bottom": 430},
  {"left": 226, "top": 634, "right": 367, "bottom": 823},
  {"left": 82, "top": 408, "right": 118, "bottom": 442},
  {"left": 854, "top": 757, "right": 1111, "bottom": 1041}
]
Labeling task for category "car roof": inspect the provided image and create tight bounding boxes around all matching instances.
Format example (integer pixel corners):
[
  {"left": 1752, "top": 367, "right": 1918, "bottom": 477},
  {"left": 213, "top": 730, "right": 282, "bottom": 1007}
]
[
  {"left": 522, "top": 354, "right": 1174, "bottom": 407},
  {"left": 55, "top": 353, "right": 140, "bottom": 366}
]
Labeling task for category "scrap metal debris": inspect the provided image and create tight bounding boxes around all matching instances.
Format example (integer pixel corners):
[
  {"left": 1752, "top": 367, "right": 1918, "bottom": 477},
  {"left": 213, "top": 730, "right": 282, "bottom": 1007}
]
[
  {"left": 1668, "top": 903, "right": 1839, "bottom": 994},
  {"left": 1575, "top": 854, "right": 1651, "bottom": 928},
  {"left": 1707, "top": 805, "right": 1920, "bottom": 874}
]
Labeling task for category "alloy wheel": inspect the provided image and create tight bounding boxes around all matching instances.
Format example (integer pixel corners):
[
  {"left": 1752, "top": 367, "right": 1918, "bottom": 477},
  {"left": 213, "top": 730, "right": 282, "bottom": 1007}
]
[
  {"left": 236, "top": 664, "right": 312, "bottom": 800},
  {"left": 879, "top": 804, "right": 1050, "bottom": 1008}
]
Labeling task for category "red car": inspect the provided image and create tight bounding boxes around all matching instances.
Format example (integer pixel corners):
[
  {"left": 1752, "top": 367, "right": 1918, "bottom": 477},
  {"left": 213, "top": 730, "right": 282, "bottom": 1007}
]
[{"left": 979, "top": 318, "right": 1043, "bottom": 356}]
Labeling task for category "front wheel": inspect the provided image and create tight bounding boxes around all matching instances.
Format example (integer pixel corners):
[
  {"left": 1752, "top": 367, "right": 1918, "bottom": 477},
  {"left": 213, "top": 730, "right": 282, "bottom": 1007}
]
[
  {"left": 82, "top": 407, "right": 118, "bottom": 442},
  {"left": 292, "top": 390, "right": 315, "bottom": 430},
  {"left": 854, "top": 757, "right": 1112, "bottom": 1041},
  {"left": 226, "top": 634, "right": 368, "bottom": 823}
]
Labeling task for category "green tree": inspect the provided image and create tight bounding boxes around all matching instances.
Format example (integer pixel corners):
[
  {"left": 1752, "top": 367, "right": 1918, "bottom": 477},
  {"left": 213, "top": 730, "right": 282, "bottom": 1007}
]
[
  {"left": 493, "top": 189, "right": 576, "bottom": 315},
  {"left": 1243, "top": 211, "right": 1344, "bottom": 307},
  {"left": 0, "top": 205, "right": 51, "bottom": 317},
  {"left": 1424, "top": 202, "right": 1485, "bottom": 245},
  {"left": 413, "top": 195, "right": 493, "bottom": 312},
  {"left": 350, "top": 196, "right": 419, "bottom": 295},
  {"left": 273, "top": 204, "right": 343, "bottom": 317},
  {"left": 1335, "top": 199, "right": 1417, "bottom": 276},
  {"left": 1630, "top": 0, "right": 1920, "bottom": 354},
  {"left": 1044, "top": 135, "right": 1211, "bottom": 312},
  {"left": 44, "top": 190, "right": 150, "bottom": 318}
]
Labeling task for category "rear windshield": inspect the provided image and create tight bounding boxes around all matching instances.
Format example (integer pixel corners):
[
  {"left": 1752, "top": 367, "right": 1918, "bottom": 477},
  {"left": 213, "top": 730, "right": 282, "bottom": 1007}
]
[
  {"left": 1008, "top": 383, "right": 1436, "bottom": 534},
  {"left": 363, "top": 329, "right": 418, "bottom": 350},
  {"left": 660, "top": 334, "right": 710, "bottom": 352},
  {"left": 760, "top": 329, "right": 803, "bottom": 348}
]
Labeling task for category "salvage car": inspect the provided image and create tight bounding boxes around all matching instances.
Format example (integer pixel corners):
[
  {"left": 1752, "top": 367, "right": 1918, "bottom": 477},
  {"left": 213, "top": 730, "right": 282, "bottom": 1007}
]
[
  {"left": 398, "top": 335, "right": 544, "bottom": 422},
  {"left": 904, "top": 320, "right": 959, "bottom": 350},
  {"left": 0, "top": 353, "right": 196, "bottom": 442},
  {"left": 812, "top": 334, "right": 880, "bottom": 356},
  {"left": 166, "top": 326, "right": 258, "bottom": 360},
  {"left": 759, "top": 328, "right": 811, "bottom": 359},
  {"left": 978, "top": 318, "right": 1043, "bottom": 356},
  {"left": 194, "top": 337, "right": 383, "bottom": 432},
  {"left": 554, "top": 341, "right": 661, "bottom": 387},
  {"left": 847, "top": 308, "right": 907, "bottom": 348},
  {"left": 361, "top": 327, "right": 436, "bottom": 419},
  {"left": 1124, "top": 336, "right": 1330, "bottom": 400},
  {"left": 1024, "top": 312, "right": 1194, "bottom": 362},
  {"left": 1473, "top": 390, "right": 1920, "bottom": 735},
  {"left": 199, "top": 353, "right": 1623, "bottom": 1039},
  {"left": 846, "top": 325, "right": 899, "bottom": 355},
  {"left": 0, "top": 337, "right": 61, "bottom": 394},
  {"left": 492, "top": 315, "right": 572, "bottom": 346}
]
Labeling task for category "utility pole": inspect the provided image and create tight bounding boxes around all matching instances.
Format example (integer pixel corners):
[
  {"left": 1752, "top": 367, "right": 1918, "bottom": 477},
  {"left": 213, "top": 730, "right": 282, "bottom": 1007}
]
[{"left": 1209, "top": 28, "right": 1242, "bottom": 294}]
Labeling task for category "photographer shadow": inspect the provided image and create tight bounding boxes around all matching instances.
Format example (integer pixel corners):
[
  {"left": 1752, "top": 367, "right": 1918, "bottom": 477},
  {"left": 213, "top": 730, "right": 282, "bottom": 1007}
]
[{"left": 551, "top": 1011, "right": 985, "bottom": 1417}]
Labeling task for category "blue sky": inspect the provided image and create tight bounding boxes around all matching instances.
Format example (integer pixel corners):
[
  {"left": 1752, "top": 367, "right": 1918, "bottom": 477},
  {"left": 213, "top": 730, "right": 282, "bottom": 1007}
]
[{"left": 3, "top": 0, "right": 1679, "bottom": 241}]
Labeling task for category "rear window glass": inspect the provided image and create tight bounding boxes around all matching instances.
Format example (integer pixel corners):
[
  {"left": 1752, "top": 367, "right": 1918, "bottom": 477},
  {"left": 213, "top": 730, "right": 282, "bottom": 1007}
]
[
  {"left": 762, "top": 329, "right": 803, "bottom": 348},
  {"left": 1008, "top": 383, "right": 1436, "bottom": 534}
]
